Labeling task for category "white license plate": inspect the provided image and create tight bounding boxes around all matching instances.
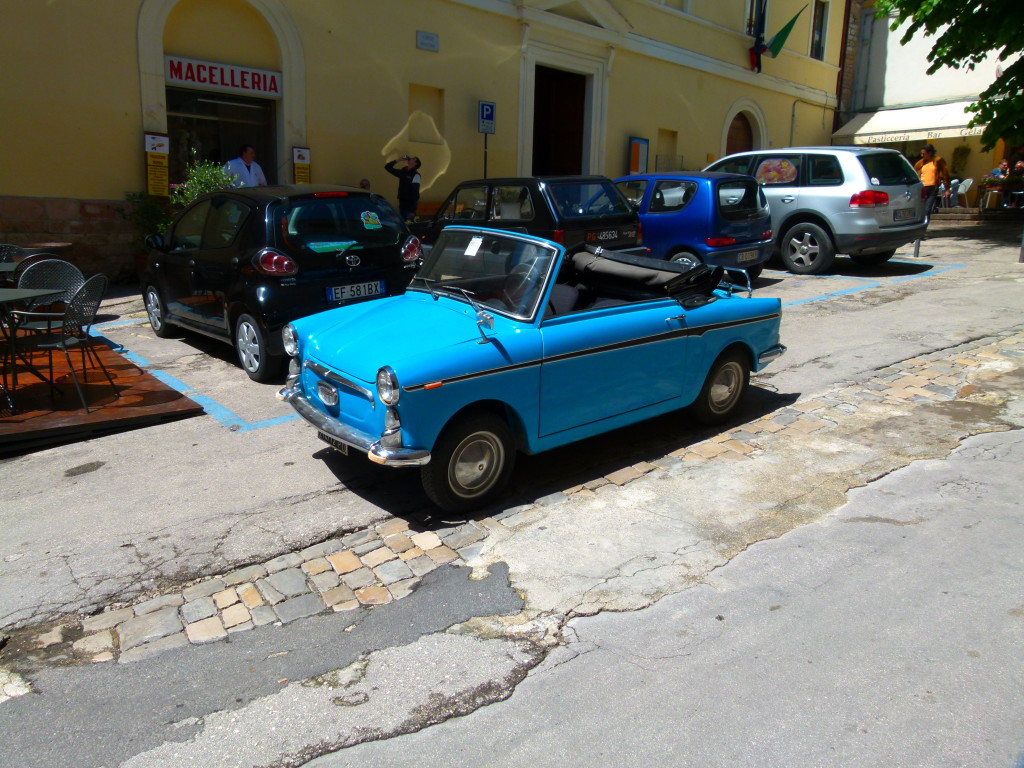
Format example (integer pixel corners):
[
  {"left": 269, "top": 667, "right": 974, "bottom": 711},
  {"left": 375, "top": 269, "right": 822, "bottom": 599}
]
[
  {"left": 327, "top": 281, "right": 384, "bottom": 302},
  {"left": 893, "top": 208, "right": 916, "bottom": 221},
  {"left": 737, "top": 249, "right": 759, "bottom": 263},
  {"left": 317, "top": 431, "right": 349, "bottom": 455}
]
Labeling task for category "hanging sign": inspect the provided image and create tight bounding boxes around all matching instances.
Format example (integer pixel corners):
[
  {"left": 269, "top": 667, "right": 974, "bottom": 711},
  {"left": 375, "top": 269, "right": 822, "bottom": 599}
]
[{"left": 165, "top": 56, "right": 282, "bottom": 98}]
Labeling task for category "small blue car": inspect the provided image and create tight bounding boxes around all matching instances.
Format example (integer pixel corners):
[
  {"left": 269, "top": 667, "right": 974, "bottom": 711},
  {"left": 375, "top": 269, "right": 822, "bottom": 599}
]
[
  {"left": 615, "top": 172, "right": 773, "bottom": 278},
  {"left": 279, "top": 227, "right": 785, "bottom": 513}
]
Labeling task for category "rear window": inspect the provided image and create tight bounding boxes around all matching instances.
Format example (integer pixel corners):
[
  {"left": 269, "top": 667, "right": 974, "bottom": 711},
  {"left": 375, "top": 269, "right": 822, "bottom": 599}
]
[
  {"left": 273, "top": 193, "right": 405, "bottom": 251},
  {"left": 547, "top": 181, "right": 632, "bottom": 219},
  {"left": 859, "top": 152, "right": 919, "bottom": 186},
  {"left": 717, "top": 179, "right": 767, "bottom": 221}
]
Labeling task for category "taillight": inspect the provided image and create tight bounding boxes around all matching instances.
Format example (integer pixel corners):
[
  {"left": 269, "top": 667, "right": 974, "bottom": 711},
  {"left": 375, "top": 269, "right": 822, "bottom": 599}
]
[
  {"left": 552, "top": 229, "right": 565, "bottom": 244},
  {"left": 254, "top": 248, "right": 298, "bottom": 276},
  {"left": 314, "top": 191, "right": 349, "bottom": 198},
  {"left": 706, "top": 236, "right": 737, "bottom": 247},
  {"left": 401, "top": 235, "right": 422, "bottom": 263},
  {"left": 761, "top": 229, "right": 773, "bottom": 240},
  {"left": 849, "top": 190, "right": 889, "bottom": 207}
]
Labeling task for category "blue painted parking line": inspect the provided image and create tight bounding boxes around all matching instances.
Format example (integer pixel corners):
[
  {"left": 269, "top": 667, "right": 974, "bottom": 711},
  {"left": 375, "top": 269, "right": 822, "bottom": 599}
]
[
  {"left": 91, "top": 260, "right": 965, "bottom": 431},
  {"left": 91, "top": 319, "right": 299, "bottom": 433},
  {"left": 780, "top": 260, "right": 965, "bottom": 307}
]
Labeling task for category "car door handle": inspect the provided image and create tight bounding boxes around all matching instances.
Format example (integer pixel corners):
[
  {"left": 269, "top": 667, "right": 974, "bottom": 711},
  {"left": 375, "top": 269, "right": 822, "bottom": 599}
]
[{"left": 780, "top": 196, "right": 796, "bottom": 203}]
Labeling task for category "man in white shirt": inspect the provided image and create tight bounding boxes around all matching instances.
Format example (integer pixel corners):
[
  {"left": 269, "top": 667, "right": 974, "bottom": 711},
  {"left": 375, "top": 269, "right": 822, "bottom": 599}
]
[{"left": 224, "top": 145, "right": 267, "bottom": 187}]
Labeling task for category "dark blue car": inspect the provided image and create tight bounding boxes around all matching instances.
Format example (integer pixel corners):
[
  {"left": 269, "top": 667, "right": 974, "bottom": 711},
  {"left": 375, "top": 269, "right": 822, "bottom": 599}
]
[{"left": 615, "top": 172, "right": 773, "bottom": 278}]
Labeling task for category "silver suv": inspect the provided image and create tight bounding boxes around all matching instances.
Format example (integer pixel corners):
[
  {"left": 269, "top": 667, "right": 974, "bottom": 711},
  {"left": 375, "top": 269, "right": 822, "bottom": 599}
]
[{"left": 705, "top": 147, "right": 927, "bottom": 274}]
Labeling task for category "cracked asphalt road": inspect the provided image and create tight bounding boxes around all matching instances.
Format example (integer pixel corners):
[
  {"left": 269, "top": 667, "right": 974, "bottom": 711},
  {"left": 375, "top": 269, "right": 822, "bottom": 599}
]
[{"left": 1, "top": 224, "right": 1022, "bottom": 766}]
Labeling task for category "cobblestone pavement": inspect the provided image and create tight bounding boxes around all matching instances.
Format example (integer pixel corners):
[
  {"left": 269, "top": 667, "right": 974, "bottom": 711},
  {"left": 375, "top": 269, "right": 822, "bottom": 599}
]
[{"left": 1, "top": 327, "right": 1021, "bottom": 703}]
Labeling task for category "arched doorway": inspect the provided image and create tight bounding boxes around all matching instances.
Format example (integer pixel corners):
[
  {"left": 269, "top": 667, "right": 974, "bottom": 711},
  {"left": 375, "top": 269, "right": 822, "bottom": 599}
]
[
  {"left": 726, "top": 112, "right": 754, "bottom": 155},
  {"left": 137, "top": 0, "right": 305, "bottom": 185}
]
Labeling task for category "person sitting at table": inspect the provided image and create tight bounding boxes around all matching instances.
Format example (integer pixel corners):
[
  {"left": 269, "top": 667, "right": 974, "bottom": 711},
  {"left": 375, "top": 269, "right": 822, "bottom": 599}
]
[{"left": 988, "top": 159, "right": 1010, "bottom": 178}]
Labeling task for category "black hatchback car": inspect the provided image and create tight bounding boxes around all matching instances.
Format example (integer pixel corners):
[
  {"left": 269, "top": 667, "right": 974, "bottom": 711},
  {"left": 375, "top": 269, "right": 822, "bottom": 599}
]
[
  {"left": 142, "top": 185, "right": 421, "bottom": 381},
  {"left": 409, "top": 175, "right": 640, "bottom": 253}
]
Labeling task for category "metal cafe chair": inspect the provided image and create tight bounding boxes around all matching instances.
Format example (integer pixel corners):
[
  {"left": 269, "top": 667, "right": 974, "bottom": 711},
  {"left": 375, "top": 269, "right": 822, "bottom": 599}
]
[
  {"left": 17, "top": 258, "right": 85, "bottom": 313},
  {"left": 8, "top": 273, "right": 118, "bottom": 413}
]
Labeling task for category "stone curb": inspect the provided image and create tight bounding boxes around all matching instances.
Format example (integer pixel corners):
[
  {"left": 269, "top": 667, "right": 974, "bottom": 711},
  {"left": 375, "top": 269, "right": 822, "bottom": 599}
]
[{"left": 8, "top": 327, "right": 1022, "bottom": 682}]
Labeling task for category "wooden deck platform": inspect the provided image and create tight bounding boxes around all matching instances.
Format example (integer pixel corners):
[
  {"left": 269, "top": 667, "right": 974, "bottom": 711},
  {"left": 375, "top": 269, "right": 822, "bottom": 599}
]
[{"left": 1, "top": 337, "right": 204, "bottom": 455}]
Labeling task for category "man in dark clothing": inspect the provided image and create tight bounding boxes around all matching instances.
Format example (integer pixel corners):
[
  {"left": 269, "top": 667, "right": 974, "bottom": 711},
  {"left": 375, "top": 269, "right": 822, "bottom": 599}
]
[{"left": 384, "top": 155, "right": 422, "bottom": 220}]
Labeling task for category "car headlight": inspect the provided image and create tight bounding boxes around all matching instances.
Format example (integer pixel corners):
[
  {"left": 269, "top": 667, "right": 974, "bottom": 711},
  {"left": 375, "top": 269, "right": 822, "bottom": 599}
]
[
  {"left": 376, "top": 366, "right": 400, "bottom": 405},
  {"left": 282, "top": 324, "right": 299, "bottom": 357}
]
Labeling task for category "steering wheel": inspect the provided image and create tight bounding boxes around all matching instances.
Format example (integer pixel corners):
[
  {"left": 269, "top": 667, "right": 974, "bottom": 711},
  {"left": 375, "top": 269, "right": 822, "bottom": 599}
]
[{"left": 501, "top": 261, "right": 539, "bottom": 311}]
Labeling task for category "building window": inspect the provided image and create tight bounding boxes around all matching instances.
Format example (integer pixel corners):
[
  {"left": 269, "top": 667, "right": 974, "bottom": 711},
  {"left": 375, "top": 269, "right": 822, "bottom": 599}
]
[
  {"left": 745, "top": 0, "right": 762, "bottom": 36},
  {"left": 810, "top": 0, "right": 828, "bottom": 60}
]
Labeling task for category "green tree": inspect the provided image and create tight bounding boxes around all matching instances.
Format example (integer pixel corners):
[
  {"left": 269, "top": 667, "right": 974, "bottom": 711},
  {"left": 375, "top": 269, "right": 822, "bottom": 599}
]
[{"left": 874, "top": 0, "right": 1023, "bottom": 151}]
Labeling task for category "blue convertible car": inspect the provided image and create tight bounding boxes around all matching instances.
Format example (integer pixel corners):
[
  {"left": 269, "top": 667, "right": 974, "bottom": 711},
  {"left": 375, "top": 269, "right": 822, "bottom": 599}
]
[{"left": 279, "top": 227, "right": 785, "bottom": 512}]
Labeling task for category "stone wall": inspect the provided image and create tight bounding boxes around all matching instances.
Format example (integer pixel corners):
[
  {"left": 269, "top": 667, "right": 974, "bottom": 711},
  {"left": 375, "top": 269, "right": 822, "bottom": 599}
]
[{"left": 0, "top": 196, "right": 141, "bottom": 283}]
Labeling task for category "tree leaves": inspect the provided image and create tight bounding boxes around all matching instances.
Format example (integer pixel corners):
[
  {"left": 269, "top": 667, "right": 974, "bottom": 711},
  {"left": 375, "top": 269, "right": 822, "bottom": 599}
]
[{"left": 873, "top": 0, "right": 1023, "bottom": 150}]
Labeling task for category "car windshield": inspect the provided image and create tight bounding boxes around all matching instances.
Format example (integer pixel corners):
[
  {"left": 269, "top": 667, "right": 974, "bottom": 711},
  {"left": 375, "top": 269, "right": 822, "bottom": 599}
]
[
  {"left": 410, "top": 228, "right": 559, "bottom": 320},
  {"left": 272, "top": 192, "right": 405, "bottom": 252},
  {"left": 547, "top": 180, "right": 632, "bottom": 218},
  {"left": 859, "top": 152, "right": 919, "bottom": 186}
]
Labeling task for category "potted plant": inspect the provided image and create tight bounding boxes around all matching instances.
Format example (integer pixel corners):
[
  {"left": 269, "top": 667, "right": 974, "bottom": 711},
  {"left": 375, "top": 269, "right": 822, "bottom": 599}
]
[{"left": 120, "top": 152, "right": 235, "bottom": 277}]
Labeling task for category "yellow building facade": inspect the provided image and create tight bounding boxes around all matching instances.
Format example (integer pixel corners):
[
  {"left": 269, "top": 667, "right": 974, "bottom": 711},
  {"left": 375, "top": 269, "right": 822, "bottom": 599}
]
[{"left": 0, "top": 0, "right": 845, "bottom": 275}]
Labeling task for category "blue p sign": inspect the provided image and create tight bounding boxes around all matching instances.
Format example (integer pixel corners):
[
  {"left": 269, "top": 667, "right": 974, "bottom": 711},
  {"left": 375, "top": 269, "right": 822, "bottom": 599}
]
[{"left": 479, "top": 101, "right": 496, "bottom": 135}]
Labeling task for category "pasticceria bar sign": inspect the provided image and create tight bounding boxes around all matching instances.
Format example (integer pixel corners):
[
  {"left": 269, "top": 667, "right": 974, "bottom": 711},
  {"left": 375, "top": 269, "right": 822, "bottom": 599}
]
[{"left": 164, "top": 55, "right": 282, "bottom": 98}]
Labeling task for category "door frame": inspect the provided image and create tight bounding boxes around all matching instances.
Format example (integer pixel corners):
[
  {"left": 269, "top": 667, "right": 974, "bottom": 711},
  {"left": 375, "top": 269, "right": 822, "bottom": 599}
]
[{"left": 518, "top": 40, "right": 609, "bottom": 176}]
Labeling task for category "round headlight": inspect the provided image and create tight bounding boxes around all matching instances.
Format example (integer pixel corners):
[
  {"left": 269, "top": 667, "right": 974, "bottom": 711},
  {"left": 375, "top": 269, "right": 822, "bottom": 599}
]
[
  {"left": 376, "top": 367, "right": 400, "bottom": 405},
  {"left": 282, "top": 324, "right": 299, "bottom": 357}
]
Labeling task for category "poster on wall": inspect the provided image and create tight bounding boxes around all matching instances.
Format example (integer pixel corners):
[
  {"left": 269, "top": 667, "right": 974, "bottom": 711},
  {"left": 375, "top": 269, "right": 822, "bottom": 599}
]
[
  {"left": 628, "top": 137, "right": 649, "bottom": 175},
  {"left": 293, "top": 147, "right": 311, "bottom": 184},
  {"left": 145, "top": 132, "right": 169, "bottom": 197}
]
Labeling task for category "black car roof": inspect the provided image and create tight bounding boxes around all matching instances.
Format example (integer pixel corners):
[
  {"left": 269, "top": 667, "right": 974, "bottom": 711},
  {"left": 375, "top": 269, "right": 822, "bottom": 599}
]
[{"left": 212, "top": 184, "right": 373, "bottom": 203}]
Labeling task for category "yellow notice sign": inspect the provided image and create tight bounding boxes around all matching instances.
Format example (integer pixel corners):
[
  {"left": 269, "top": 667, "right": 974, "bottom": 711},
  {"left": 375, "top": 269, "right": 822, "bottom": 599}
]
[
  {"left": 293, "top": 146, "right": 311, "bottom": 184},
  {"left": 145, "top": 132, "right": 170, "bottom": 197},
  {"left": 147, "top": 164, "right": 169, "bottom": 197}
]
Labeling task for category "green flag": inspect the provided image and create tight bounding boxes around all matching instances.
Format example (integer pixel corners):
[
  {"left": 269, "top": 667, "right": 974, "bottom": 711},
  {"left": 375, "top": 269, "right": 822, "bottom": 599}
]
[{"left": 765, "top": 4, "right": 807, "bottom": 58}]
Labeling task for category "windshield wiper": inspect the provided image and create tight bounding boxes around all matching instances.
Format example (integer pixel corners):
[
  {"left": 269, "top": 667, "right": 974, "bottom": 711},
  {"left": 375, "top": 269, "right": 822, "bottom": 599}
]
[{"left": 411, "top": 275, "right": 437, "bottom": 299}]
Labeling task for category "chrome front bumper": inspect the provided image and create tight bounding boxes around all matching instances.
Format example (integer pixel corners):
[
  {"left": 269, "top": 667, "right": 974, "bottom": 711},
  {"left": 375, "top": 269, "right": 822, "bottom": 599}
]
[{"left": 278, "top": 380, "right": 431, "bottom": 467}]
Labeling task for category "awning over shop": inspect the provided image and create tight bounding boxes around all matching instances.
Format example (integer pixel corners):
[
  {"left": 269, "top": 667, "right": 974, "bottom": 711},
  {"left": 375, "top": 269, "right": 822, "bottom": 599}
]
[{"left": 833, "top": 100, "right": 985, "bottom": 145}]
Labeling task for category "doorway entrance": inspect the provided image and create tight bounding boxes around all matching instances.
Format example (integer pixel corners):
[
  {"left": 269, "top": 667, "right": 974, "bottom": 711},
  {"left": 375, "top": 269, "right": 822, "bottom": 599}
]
[
  {"left": 165, "top": 87, "right": 277, "bottom": 185},
  {"left": 726, "top": 112, "right": 755, "bottom": 155},
  {"left": 532, "top": 66, "right": 586, "bottom": 175}
]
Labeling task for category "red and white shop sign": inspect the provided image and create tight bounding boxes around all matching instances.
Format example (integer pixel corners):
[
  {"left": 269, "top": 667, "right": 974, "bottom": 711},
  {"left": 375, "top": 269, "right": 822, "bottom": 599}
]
[{"left": 165, "top": 56, "right": 282, "bottom": 98}]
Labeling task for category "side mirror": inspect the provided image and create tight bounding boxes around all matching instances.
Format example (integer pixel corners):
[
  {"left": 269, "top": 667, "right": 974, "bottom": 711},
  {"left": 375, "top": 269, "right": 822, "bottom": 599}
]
[
  {"left": 145, "top": 233, "right": 165, "bottom": 250},
  {"left": 475, "top": 310, "right": 494, "bottom": 344}
]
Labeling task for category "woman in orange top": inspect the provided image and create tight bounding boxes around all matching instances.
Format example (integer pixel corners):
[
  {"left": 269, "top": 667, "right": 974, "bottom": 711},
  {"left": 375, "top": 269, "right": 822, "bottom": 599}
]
[{"left": 914, "top": 144, "right": 951, "bottom": 216}]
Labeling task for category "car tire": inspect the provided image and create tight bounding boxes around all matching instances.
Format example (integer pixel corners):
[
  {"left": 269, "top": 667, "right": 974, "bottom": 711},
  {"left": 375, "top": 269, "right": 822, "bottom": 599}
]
[
  {"left": 849, "top": 249, "right": 896, "bottom": 266},
  {"left": 744, "top": 265, "right": 764, "bottom": 281},
  {"left": 420, "top": 412, "right": 516, "bottom": 514},
  {"left": 780, "top": 222, "right": 836, "bottom": 274},
  {"left": 235, "top": 313, "right": 283, "bottom": 383},
  {"left": 144, "top": 284, "right": 176, "bottom": 338},
  {"left": 689, "top": 349, "right": 750, "bottom": 426},
  {"left": 669, "top": 249, "right": 702, "bottom": 269}
]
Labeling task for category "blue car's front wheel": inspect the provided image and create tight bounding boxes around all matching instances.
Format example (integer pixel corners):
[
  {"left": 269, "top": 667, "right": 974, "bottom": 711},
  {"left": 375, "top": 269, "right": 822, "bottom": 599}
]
[{"left": 421, "top": 412, "right": 516, "bottom": 513}]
